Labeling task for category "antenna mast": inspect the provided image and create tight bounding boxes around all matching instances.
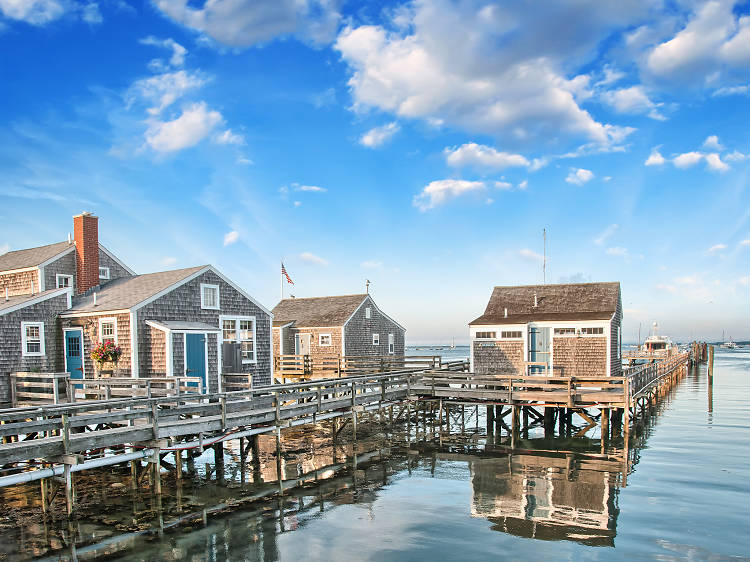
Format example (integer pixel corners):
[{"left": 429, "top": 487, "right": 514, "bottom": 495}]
[{"left": 543, "top": 228, "right": 547, "bottom": 284}]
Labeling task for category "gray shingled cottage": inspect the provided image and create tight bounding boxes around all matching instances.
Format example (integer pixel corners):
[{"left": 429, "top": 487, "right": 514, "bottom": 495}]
[
  {"left": 0, "top": 213, "right": 272, "bottom": 405},
  {"left": 271, "top": 294, "right": 405, "bottom": 363},
  {"left": 469, "top": 282, "right": 622, "bottom": 378}
]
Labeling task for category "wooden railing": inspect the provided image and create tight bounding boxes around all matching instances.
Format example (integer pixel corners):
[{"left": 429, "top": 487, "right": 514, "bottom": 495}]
[
  {"left": 10, "top": 372, "right": 71, "bottom": 407},
  {"left": 274, "top": 354, "right": 443, "bottom": 380},
  {"left": 624, "top": 352, "right": 689, "bottom": 400},
  {"left": 221, "top": 372, "right": 252, "bottom": 392},
  {"left": 67, "top": 376, "right": 204, "bottom": 401}
]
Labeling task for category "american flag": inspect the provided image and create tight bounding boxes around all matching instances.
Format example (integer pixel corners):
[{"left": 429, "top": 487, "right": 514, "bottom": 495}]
[{"left": 281, "top": 262, "right": 294, "bottom": 285}]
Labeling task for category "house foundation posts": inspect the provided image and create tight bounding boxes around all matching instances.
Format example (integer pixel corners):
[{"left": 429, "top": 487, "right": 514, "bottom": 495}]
[
  {"left": 486, "top": 406, "right": 495, "bottom": 435},
  {"left": 214, "top": 442, "right": 225, "bottom": 485}
]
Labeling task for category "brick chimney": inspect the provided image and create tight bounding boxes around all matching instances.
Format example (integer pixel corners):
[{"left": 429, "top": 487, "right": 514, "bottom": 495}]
[{"left": 73, "top": 212, "right": 100, "bottom": 295}]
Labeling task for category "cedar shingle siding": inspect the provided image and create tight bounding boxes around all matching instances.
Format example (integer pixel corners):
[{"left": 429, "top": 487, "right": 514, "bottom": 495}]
[
  {"left": 99, "top": 249, "right": 132, "bottom": 283},
  {"left": 473, "top": 341, "right": 524, "bottom": 375},
  {"left": 43, "top": 251, "right": 76, "bottom": 292},
  {"left": 0, "top": 294, "right": 68, "bottom": 404},
  {"left": 344, "top": 296, "right": 405, "bottom": 357},
  {"left": 0, "top": 270, "right": 39, "bottom": 297},
  {"left": 61, "top": 313, "right": 131, "bottom": 378}
]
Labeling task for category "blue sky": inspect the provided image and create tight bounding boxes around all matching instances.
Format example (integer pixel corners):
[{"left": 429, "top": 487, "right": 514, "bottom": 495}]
[{"left": 1, "top": 0, "right": 750, "bottom": 343}]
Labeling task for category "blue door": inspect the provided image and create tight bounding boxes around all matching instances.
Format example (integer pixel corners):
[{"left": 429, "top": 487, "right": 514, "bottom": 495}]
[
  {"left": 185, "top": 333, "right": 207, "bottom": 392},
  {"left": 528, "top": 327, "right": 550, "bottom": 375},
  {"left": 65, "top": 329, "right": 84, "bottom": 386}
]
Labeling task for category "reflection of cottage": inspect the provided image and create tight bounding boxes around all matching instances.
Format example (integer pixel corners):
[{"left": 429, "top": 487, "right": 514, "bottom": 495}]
[
  {"left": 271, "top": 294, "right": 405, "bottom": 361},
  {"left": 469, "top": 283, "right": 622, "bottom": 377},
  {"left": 0, "top": 213, "right": 272, "bottom": 405},
  {"left": 469, "top": 453, "right": 621, "bottom": 546}
]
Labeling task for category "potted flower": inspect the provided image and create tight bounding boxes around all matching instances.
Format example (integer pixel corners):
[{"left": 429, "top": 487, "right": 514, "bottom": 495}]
[{"left": 91, "top": 341, "right": 123, "bottom": 377}]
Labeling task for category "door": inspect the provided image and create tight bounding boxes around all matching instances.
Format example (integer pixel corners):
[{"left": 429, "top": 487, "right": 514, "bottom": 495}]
[
  {"left": 65, "top": 329, "right": 84, "bottom": 385},
  {"left": 185, "top": 333, "right": 207, "bottom": 392},
  {"left": 296, "top": 333, "right": 311, "bottom": 355},
  {"left": 528, "top": 326, "right": 551, "bottom": 375}
]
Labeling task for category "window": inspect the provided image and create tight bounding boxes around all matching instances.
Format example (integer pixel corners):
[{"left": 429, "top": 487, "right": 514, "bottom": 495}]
[
  {"left": 372, "top": 333, "right": 380, "bottom": 345},
  {"left": 99, "top": 317, "right": 117, "bottom": 344},
  {"left": 99, "top": 267, "right": 110, "bottom": 280},
  {"left": 222, "top": 316, "right": 256, "bottom": 362},
  {"left": 319, "top": 333, "right": 332, "bottom": 346},
  {"left": 581, "top": 327, "right": 604, "bottom": 335},
  {"left": 21, "top": 322, "right": 45, "bottom": 356},
  {"left": 201, "top": 283, "right": 220, "bottom": 310},
  {"left": 554, "top": 328, "right": 576, "bottom": 336},
  {"left": 388, "top": 333, "right": 395, "bottom": 354},
  {"left": 501, "top": 331, "right": 523, "bottom": 339},
  {"left": 365, "top": 307, "right": 371, "bottom": 319},
  {"left": 56, "top": 274, "right": 73, "bottom": 289},
  {"left": 476, "top": 331, "right": 496, "bottom": 339}
]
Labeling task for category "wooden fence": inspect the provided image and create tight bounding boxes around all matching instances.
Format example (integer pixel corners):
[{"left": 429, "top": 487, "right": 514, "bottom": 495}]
[
  {"left": 67, "top": 376, "right": 204, "bottom": 401},
  {"left": 274, "top": 354, "right": 443, "bottom": 380},
  {"left": 9, "top": 372, "right": 71, "bottom": 407}
]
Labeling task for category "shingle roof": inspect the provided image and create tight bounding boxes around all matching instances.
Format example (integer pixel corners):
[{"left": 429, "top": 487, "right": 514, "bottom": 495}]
[
  {"left": 272, "top": 294, "right": 368, "bottom": 326},
  {"left": 65, "top": 266, "right": 206, "bottom": 313},
  {"left": 0, "top": 289, "right": 68, "bottom": 315},
  {"left": 470, "top": 282, "right": 620, "bottom": 325},
  {"left": 0, "top": 241, "right": 73, "bottom": 272}
]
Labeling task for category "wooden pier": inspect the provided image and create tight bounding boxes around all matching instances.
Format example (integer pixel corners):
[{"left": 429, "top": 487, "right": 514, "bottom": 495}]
[{"left": 0, "top": 347, "right": 703, "bottom": 517}]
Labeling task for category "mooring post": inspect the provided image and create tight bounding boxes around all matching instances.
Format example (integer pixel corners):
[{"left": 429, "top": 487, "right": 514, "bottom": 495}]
[
  {"left": 486, "top": 405, "right": 495, "bottom": 435},
  {"left": 251, "top": 434, "right": 261, "bottom": 481},
  {"left": 523, "top": 407, "right": 529, "bottom": 437},
  {"left": 239, "top": 436, "right": 246, "bottom": 484},
  {"left": 151, "top": 447, "right": 162, "bottom": 496},
  {"left": 544, "top": 407, "right": 554, "bottom": 438},
  {"left": 64, "top": 461, "right": 74, "bottom": 516},
  {"left": 40, "top": 470, "right": 48, "bottom": 515},
  {"left": 275, "top": 426, "right": 283, "bottom": 493},
  {"left": 174, "top": 445, "right": 182, "bottom": 480},
  {"left": 214, "top": 442, "right": 225, "bottom": 484}
]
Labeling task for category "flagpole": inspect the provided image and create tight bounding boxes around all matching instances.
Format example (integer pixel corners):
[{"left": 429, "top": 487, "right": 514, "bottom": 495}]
[{"left": 280, "top": 261, "right": 283, "bottom": 301}]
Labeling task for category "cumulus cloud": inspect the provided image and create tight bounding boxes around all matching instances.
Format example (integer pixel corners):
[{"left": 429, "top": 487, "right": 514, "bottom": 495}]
[
  {"left": 594, "top": 223, "right": 619, "bottom": 245},
  {"left": 223, "top": 230, "right": 239, "bottom": 246},
  {"left": 359, "top": 122, "right": 400, "bottom": 148},
  {"left": 519, "top": 248, "right": 544, "bottom": 262},
  {"left": 291, "top": 183, "right": 326, "bottom": 192},
  {"left": 444, "top": 143, "right": 530, "bottom": 170},
  {"left": 128, "top": 70, "right": 207, "bottom": 116},
  {"left": 672, "top": 151, "right": 704, "bottom": 168},
  {"left": 601, "top": 85, "right": 665, "bottom": 120},
  {"left": 214, "top": 129, "right": 245, "bottom": 145},
  {"left": 0, "top": 0, "right": 66, "bottom": 24},
  {"left": 145, "top": 102, "right": 223, "bottom": 153},
  {"left": 707, "top": 243, "right": 727, "bottom": 254},
  {"left": 645, "top": 147, "right": 666, "bottom": 166},
  {"left": 413, "top": 179, "right": 485, "bottom": 211},
  {"left": 565, "top": 168, "right": 594, "bottom": 185},
  {"left": 335, "top": 1, "right": 645, "bottom": 148},
  {"left": 672, "top": 150, "right": 729, "bottom": 172},
  {"left": 141, "top": 36, "right": 187, "bottom": 69},
  {"left": 702, "top": 135, "right": 724, "bottom": 151},
  {"left": 154, "top": 0, "right": 340, "bottom": 48},
  {"left": 300, "top": 251, "right": 328, "bottom": 265}
]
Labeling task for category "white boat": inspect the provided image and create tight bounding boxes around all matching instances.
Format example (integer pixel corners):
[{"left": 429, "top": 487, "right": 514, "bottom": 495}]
[
  {"left": 721, "top": 338, "right": 738, "bottom": 350},
  {"left": 641, "top": 322, "right": 676, "bottom": 356}
]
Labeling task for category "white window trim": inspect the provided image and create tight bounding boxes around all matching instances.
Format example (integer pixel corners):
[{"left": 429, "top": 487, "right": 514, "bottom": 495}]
[
  {"left": 21, "top": 321, "right": 45, "bottom": 357},
  {"left": 319, "top": 333, "right": 332, "bottom": 346},
  {"left": 98, "top": 317, "right": 118, "bottom": 344},
  {"left": 200, "top": 283, "right": 220, "bottom": 310},
  {"left": 388, "top": 333, "right": 394, "bottom": 354},
  {"left": 365, "top": 307, "right": 371, "bottom": 319},
  {"left": 56, "top": 274, "right": 73, "bottom": 289},
  {"left": 372, "top": 333, "right": 380, "bottom": 346},
  {"left": 220, "top": 315, "right": 257, "bottom": 364},
  {"left": 99, "top": 266, "right": 110, "bottom": 280}
]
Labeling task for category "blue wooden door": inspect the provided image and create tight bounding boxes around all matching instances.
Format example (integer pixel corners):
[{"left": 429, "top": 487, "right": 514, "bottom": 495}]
[
  {"left": 528, "top": 327, "right": 550, "bottom": 375},
  {"left": 65, "top": 329, "right": 84, "bottom": 385},
  {"left": 185, "top": 333, "right": 207, "bottom": 392}
]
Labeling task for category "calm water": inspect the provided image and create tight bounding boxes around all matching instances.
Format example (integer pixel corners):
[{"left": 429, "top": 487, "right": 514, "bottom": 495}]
[{"left": 2, "top": 349, "right": 749, "bottom": 560}]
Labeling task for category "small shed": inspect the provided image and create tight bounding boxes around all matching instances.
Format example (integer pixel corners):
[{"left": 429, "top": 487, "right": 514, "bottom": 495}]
[{"left": 469, "top": 282, "right": 622, "bottom": 377}]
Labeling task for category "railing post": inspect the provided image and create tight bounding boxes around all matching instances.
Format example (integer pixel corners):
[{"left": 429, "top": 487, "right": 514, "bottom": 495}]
[
  {"left": 52, "top": 374, "right": 60, "bottom": 404},
  {"left": 61, "top": 412, "right": 71, "bottom": 455},
  {"left": 151, "top": 402, "right": 159, "bottom": 439}
]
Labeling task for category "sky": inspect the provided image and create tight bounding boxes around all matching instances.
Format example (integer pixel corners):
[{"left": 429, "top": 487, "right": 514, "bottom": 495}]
[{"left": 1, "top": 0, "right": 749, "bottom": 344}]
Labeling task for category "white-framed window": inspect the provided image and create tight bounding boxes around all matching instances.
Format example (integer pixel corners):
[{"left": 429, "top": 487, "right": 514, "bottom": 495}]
[
  {"left": 501, "top": 331, "right": 523, "bottom": 339},
  {"left": 372, "top": 333, "right": 379, "bottom": 345},
  {"left": 221, "top": 316, "right": 256, "bottom": 363},
  {"left": 319, "top": 333, "right": 332, "bottom": 346},
  {"left": 554, "top": 327, "right": 576, "bottom": 336},
  {"left": 21, "top": 322, "right": 45, "bottom": 357},
  {"left": 580, "top": 327, "right": 604, "bottom": 335},
  {"left": 365, "top": 307, "right": 371, "bottom": 319},
  {"left": 476, "top": 331, "right": 496, "bottom": 339},
  {"left": 201, "top": 283, "right": 220, "bottom": 310},
  {"left": 56, "top": 274, "right": 73, "bottom": 289},
  {"left": 99, "top": 267, "right": 110, "bottom": 280},
  {"left": 388, "top": 333, "right": 394, "bottom": 354},
  {"left": 99, "top": 317, "right": 117, "bottom": 344}
]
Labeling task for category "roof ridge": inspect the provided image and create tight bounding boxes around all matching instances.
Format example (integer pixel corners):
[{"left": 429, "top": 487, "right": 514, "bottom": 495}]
[
  {"left": 492, "top": 281, "right": 619, "bottom": 289},
  {"left": 280, "top": 293, "right": 367, "bottom": 301}
]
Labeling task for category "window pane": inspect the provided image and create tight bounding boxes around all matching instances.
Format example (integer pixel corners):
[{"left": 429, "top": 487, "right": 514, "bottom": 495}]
[
  {"left": 223, "top": 320, "right": 236, "bottom": 341},
  {"left": 26, "top": 325, "right": 39, "bottom": 339},
  {"left": 239, "top": 320, "right": 253, "bottom": 340},
  {"left": 27, "top": 342, "right": 41, "bottom": 353},
  {"left": 241, "top": 341, "right": 254, "bottom": 359},
  {"left": 203, "top": 287, "right": 217, "bottom": 307}
]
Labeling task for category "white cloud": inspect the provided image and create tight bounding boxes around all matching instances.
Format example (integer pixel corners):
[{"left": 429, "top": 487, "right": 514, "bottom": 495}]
[
  {"left": 128, "top": 70, "right": 207, "bottom": 116},
  {"left": 740, "top": 239, "right": 750, "bottom": 247},
  {"left": 707, "top": 243, "right": 727, "bottom": 254},
  {"left": 675, "top": 274, "right": 699, "bottom": 285},
  {"left": 601, "top": 85, "right": 665, "bottom": 120},
  {"left": 293, "top": 200, "right": 301, "bottom": 207},
  {"left": 518, "top": 248, "right": 543, "bottom": 262},
  {"left": 739, "top": 276, "right": 750, "bottom": 286},
  {"left": 725, "top": 150, "right": 746, "bottom": 162},
  {"left": 702, "top": 135, "right": 724, "bottom": 151},
  {"left": 413, "top": 179, "right": 485, "bottom": 211},
  {"left": 565, "top": 168, "right": 594, "bottom": 185},
  {"left": 161, "top": 256, "right": 178, "bottom": 266},
  {"left": 444, "top": 143, "right": 530, "bottom": 170},
  {"left": 645, "top": 147, "right": 665, "bottom": 166},
  {"left": 292, "top": 183, "right": 326, "bottom": 193},
  {"left": 154, "top": 0, "right": 340, "bottom": 48},
  {"left": 223, "top": 230, "right": 239, "bottom": 246},
  {"left": 359, "top": 122, "right": 400, "bottom": 148},
  {"left": 0, "top": 0, "right": 65, "bottom": 24},
  {"left": 705, "top": 152, "right": 730, "bottom": 172},
  {"left": 606, "top": 246, "right": 628, "bottom": 257},
  {"left": 518, "top": 180, "right": 528, "bottom": 190},
  {"left": 145, "top": 102, "right": 223, "bottom": 153},
  {"left": 335, "top": 1, "right": 644, "bottom": 148},
  {"left": 300, "top": 251, "right": 328, "bottom": 265},
  {"left": 79, "top": 2, "right": 100, "bottom": 23},
  {"left": 713, "top": 84, "right": 750, "bottom": 96},
  {"left": 237, "top": 156, "right": 253, "bottom": 165},
  {"left": 141, "top": 36, "right": 187, "bottom": 68},
  {"left": 672, "top": 151, "right": 704, "bottom": 168},
  {"left": 361, "top": 260, "right": 382, "bottom": 269},
  {"left": 494, "top": 181, "right": 512, "bottom": 190},
  {"left": 595, "top": 223, "right": 619, "bottom": 245},
  {"left": 214, "top": 129, "right": 245, "bottom": 145}
]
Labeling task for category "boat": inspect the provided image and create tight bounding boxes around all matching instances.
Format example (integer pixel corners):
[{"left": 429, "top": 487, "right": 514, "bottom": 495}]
[
  {"left": 641, "top": 322, "right": 676, "bottom": 356},
  {"left": 721, "top": 337, "right": 738, "bottom": 350}
]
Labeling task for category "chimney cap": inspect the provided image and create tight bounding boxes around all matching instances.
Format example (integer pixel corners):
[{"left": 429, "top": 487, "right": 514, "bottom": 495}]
[{"left": 73, "top": 211, "right": 98, "bottom": 218}]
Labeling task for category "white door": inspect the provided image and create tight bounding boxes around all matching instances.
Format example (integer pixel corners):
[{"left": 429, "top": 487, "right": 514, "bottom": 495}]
[{"left": 296, "top": 333, "right": 311, "bottom": 355}]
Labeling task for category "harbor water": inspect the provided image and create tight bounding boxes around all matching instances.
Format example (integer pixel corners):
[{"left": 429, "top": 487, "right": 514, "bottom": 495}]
[{"left": 1, "top": 348, "right": 748, "bottom": 560}]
